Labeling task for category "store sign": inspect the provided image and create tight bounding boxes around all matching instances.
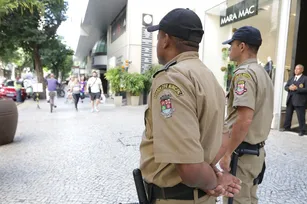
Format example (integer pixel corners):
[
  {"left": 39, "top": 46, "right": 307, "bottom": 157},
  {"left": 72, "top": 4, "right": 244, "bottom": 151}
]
[
  {"left": 141, "top": 14, "right": 153, "bottom": 74},
  {"left": 220, "top": 0, "right": 258, "bottom": 27}
]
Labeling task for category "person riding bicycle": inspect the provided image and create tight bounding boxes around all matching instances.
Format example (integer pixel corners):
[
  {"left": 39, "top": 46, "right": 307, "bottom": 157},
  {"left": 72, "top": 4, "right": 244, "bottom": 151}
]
[{"left": 46, "top": 73, "right": 59, "bottom": 108}]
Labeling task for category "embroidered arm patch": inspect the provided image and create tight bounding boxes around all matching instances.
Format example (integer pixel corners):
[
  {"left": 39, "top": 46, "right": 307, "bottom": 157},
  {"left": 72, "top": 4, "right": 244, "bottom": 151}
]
[
  {"left": 154, "top": 83, "right": 183, "bottom": 118},
  {"left": 235, "top": 80, "right": 247, "bottom": 95},
  {"left": 160, "top": 94, "right": 175, "bottom": 118}
]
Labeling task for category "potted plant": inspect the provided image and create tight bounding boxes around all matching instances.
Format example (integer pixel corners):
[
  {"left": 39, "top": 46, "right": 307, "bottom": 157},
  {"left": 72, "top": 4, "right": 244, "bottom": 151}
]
[
  {"left": 105, "top": 67, "right": 125, "bottom": 106},
  {"left": 123, "top": 72, "right": 145, "bottom": 106},
  {"left": 142, "top": 64, "right": 162, "bottom": 104},
  {"left": 143, "top": 64, "right": 162, "bottom": 93}
]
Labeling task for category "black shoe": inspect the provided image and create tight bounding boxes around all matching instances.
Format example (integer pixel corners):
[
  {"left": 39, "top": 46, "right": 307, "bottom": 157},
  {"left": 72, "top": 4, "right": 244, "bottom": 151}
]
[
  {"left": 75, "top": 107, "right": 78, "bottom": 111},
  {"left": 54, "top": 105, "right": 57, "bottom": 108},
  {"left": 47, "top": 100, "right": 50, "bottom": 103},
  {"left": 280, "top": 128, "right": 291, "bottom": 132},
  {"left": 299, "top": 132, "right": 305, "bottom": 136}
]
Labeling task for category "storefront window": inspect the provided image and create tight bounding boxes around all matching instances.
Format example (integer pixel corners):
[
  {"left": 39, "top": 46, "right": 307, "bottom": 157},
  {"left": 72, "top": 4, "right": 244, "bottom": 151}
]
[
  {"left": 284, "top": 0, "right": 298, "bottom": 82},
  {"left": 204, "top": 0, "right": 282, "bottom": 91},
  {"left": 93, "top": 39, "right": 107, "bottom": 54},
  {"left": 281, "top": 0, "right": 298, "bottom": 108}
]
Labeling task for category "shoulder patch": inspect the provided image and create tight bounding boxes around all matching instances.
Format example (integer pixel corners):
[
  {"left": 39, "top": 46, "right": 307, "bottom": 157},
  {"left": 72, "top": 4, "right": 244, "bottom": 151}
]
[
  {"left": 235, "top": 80, "right": 247, "bottom": 95},
  {"left": 154, "top": 83, "right": 183, "bottom": 98},
  {"left": 233, "top": 73, "right": 251, "bottom": 81},
  {"left": 160, "top": 94, "right": 175, "bottom": 118},
  {"left": 153, "top": 61, "right": 177, "bottom": 78}
]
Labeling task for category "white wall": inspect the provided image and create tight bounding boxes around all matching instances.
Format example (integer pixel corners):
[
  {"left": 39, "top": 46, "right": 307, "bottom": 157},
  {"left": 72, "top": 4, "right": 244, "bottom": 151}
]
[
  {"left": 126, "top": 0, "right": 222, "bottom": 73},
  {"left": 203, "top": 13, "right": 232, "bottom": 88},
  {"left": 93, "top": 55, "right": 107, "bottom": 66}
]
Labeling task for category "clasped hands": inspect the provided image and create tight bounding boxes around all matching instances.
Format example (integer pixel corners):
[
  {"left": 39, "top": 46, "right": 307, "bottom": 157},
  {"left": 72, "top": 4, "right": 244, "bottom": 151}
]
[
  {"left": 206, "top": 159, "right": 241, "bottom": 198},
  {"left": 289, "top": 84, "right": 298, "bottom": 91}
]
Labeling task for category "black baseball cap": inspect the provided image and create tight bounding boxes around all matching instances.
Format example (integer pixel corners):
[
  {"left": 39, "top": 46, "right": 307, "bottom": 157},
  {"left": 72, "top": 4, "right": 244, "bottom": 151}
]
[
  {"left": 222, "top": 26, "right": 262, "bottom": 46},
  {"left": 147, "top": 8, "right": 204, "bottom": 44}
]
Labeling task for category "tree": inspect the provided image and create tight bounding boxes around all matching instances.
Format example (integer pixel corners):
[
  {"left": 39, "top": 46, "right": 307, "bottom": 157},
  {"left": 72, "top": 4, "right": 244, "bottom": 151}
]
[
  {"left": 41, "top": 37, "right": 74, "bottom": 79},
  {"left": 0, "top": 0, "right": 68, "bottom": 97},
  {"left": 0, "top": 0, "right": 43, "bottom": 17}
]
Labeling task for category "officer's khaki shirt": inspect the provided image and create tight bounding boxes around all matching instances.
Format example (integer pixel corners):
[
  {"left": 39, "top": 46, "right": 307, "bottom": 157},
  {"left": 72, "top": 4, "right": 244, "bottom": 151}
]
[
  {"left": 224, "top": 58, "right": 274, "bottom": 144},
  {"left": 140, "top": 51, "right": 225, "bottom": 187}
]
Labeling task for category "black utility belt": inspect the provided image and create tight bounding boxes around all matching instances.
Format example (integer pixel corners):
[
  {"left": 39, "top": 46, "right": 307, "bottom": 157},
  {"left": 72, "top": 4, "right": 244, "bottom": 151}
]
[
  {"left": 238, "top": 141, "right": 265, "bottom": 150},
  {"left": 235, "top": 141, "right": 265, "bottom": 157},
  {"left": 144, "top": 181, "right": 206, "bottom": 200}
]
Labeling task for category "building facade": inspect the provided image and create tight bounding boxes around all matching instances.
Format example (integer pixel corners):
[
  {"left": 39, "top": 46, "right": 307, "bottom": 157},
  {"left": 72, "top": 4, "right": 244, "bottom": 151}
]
[{"left": 75, "top": 0, "right": 306, "bottom": 129}]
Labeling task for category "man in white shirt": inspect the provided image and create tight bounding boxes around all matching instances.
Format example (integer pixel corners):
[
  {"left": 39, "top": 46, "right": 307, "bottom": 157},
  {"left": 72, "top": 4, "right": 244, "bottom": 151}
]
[
  {"left": 282, "top": 64, "right": 307, "bottom": 136},
  {"left": 86, "top": 70, "right": 103, "bottom": 112}
]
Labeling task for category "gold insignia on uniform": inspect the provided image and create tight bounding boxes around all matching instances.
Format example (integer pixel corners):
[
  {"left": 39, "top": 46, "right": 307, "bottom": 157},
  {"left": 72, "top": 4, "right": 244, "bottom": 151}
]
[
  {"left": 235, "top": 80, "right": 247, "bottom": 95},
  {"left": 299, "top": 83, "right": 304, "bottom": 88},
  {"left": 233, "top": 73, "right": 251, "bottom": 81},
  {"left": 154, "top": 83, "right": 183, "bottom": 98}
]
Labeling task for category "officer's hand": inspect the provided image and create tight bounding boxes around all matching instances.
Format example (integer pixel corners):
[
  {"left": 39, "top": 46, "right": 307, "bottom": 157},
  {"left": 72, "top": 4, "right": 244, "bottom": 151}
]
[
  {"left": 292, "top": 85, "right": 298, "bottom": 90},
  {"left": 217, "top": 172, "right": 241, "bottom": 197},
  {"left": 205, "top": 184, "right": 225, "bottom": 197},
  {"left": 219, "top": 155, "right": 231, "bottom": 172}
]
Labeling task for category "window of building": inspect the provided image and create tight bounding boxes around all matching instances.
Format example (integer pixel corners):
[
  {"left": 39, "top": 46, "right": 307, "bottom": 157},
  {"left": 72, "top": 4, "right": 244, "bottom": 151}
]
[
  {"left": 92, "top": 39, "right": 107, "bottom": 54},
  {"left": 110, "top": 7, "right": 127, "bottom": 43}
]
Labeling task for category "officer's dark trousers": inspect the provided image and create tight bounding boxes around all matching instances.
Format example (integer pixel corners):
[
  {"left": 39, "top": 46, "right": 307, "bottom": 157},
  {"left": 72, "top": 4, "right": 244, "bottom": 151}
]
[{"left": 284, "top": 98, "right": 306, "bottom": 132}]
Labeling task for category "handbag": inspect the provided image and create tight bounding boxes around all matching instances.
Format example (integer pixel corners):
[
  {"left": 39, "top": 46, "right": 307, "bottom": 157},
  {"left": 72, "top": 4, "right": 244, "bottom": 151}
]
[
  {"left": 100, "top": 94, "right": 106, "bottom": 103},
  {"left": 80, "top": 92, "right": 85, "bottom": 99}
]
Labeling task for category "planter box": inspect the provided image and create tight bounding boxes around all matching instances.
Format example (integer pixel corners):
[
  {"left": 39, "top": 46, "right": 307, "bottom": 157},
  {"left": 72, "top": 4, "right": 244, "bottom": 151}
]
[
  {"left": 114, "top": 96, "right": 123, "bottom": 107},
  {"left": 131, "top": 96, "right": 140, "bottom": 106},
  {"left": 0, "top": 99, "right": 18, "bottom": 145}
]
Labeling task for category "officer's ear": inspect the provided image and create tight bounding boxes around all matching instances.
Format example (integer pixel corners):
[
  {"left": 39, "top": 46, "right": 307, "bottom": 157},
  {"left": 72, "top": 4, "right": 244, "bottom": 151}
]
[
  {"left": 240, "top": 42, "right": 247, "bottom": 53},
  {"left": 159, "top": 30, "right": 171, "bottom": 49}
]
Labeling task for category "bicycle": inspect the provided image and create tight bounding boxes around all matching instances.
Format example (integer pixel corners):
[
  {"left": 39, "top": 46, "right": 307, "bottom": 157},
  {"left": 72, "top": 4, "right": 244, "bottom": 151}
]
[
  {"left": 56, "top": 83, "right": 66, "bottom": 97},
  {"left": 49, "top": 91, "right": 56, "bottom": 113}
]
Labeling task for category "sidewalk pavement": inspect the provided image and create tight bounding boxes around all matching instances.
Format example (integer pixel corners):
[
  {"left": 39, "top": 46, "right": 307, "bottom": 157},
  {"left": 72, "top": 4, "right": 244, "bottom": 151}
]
[{"left": 0, "top": 98, "right": 306, "bottom": 203}]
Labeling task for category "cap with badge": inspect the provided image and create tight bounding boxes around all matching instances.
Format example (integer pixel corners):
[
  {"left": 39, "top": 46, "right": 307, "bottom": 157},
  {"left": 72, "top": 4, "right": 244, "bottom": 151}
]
[
  {"left": 146, "top": 8, "right": 204, "bottom": 44},
  {"left": 222, "top": 26, "right": 262, "bottom": 46}
]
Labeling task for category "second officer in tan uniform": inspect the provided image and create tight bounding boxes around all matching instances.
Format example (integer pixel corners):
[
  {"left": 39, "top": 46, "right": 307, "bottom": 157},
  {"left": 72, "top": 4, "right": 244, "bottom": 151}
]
[
  {"left": 139, "top": 8, "right": 241, "bottom": 204},
  {"left": 220, "top": 26, "right": 274, "bottom": 204}
]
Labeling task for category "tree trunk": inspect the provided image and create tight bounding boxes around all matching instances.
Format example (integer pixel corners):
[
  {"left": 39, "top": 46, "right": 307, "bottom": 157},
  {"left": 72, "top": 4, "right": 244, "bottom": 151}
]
[
  {"left": 54, "top": 68, "right": 59, "bottom": 81},
  {"left": 33, "top": 44, "right": 46, "bottom": 99}
]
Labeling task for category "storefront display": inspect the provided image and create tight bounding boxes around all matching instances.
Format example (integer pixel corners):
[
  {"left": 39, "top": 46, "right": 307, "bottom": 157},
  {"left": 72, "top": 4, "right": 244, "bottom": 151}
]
[
  {"left": 204, "top": 0, "right": 282, "bottom": 91},
  {"left": 203, "top": 0, "right": 302, "bottom": 129}
]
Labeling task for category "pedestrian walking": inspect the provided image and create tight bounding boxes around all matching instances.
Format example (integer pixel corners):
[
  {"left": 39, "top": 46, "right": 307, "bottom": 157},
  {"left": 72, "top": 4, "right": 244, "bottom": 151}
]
[
  {"left": 65, "top": 76, "right": 74, "bottom": 104},
  {"left": 69, "top": 77, "right": 81, "bottom": 111},
  {"left": 79, "top": 76, "right": 87, "bottom": 103},
  {"left": 86, "top": 71, "right": 103, "bottom": 112}
]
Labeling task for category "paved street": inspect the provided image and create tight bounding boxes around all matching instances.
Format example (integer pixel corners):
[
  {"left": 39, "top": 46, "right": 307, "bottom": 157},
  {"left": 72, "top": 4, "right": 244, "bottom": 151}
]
[{"left": 1, "top": 98, "right": 307, "bottom": 204}]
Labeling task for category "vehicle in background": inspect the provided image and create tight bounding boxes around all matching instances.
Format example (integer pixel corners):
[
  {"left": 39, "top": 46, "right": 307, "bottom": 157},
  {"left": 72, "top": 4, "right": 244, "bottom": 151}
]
[{"left": 0, "top": 79, "right": 27, "bottom": 101}]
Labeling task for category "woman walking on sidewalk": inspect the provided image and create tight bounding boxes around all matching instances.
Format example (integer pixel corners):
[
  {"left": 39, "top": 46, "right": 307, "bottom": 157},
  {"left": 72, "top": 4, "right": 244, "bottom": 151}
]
[
  {"left": 69, "top": 77, "right": 81, "bottom": 111},
  {"left": 79, "top": 76, "right": 86, "bottom": 103}
]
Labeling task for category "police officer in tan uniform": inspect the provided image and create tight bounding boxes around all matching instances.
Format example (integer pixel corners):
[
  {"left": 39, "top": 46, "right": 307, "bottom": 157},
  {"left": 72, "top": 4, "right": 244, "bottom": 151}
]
[
  {"left": 139, "top": 8, "right": 241, "bottom": 204},
  {"left": 219, "top": 26, "right": 274, "bottom": 204}
]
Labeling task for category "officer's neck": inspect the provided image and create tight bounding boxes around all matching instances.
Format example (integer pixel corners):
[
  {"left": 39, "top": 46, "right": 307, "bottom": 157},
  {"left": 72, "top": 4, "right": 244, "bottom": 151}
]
[{"left": 237, "top": 53, "right": 257, "bottom": 66}]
